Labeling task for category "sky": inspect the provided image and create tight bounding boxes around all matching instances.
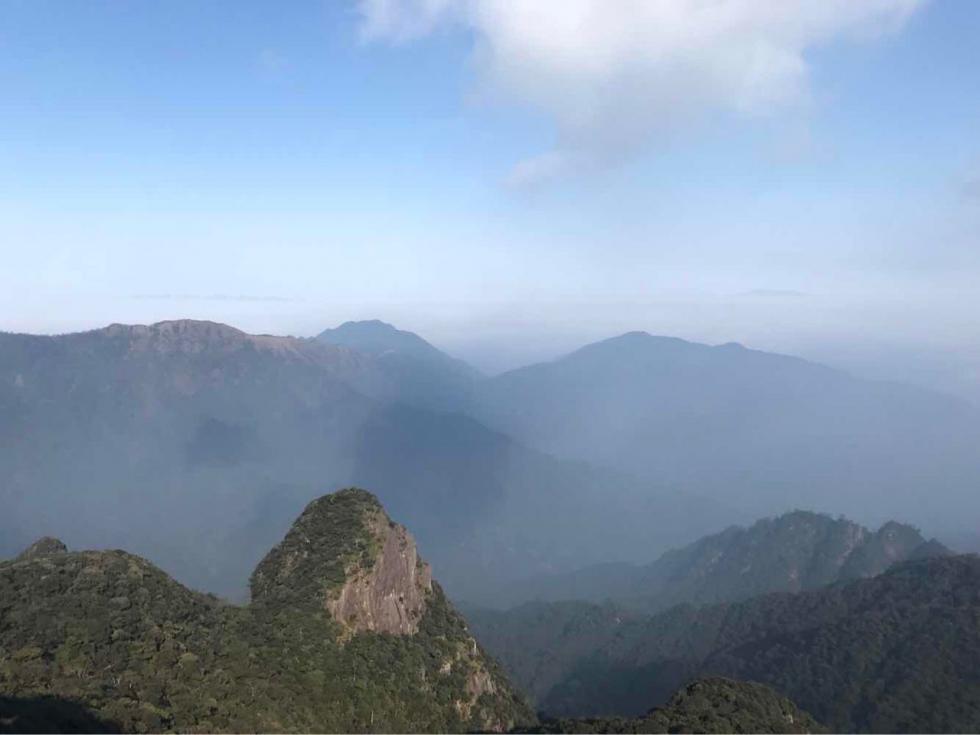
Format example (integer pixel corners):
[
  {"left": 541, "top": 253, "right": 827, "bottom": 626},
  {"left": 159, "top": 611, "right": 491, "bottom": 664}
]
[{"left": 1, "top": 1, "right": 979, "bottom": 394}]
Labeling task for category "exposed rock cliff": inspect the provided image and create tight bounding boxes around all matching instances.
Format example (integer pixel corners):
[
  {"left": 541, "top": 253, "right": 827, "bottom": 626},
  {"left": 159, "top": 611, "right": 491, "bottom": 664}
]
[
  {"left": 325, "top": 510, "right": 433, "bottom": 635},
  {"left": 250, "top": 488, "right": 434, "bottom": 632}
]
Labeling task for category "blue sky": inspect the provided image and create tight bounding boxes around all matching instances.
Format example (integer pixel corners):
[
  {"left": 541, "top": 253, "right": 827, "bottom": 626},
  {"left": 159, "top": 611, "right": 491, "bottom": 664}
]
[{"left": 1, "top": 1, "right": 978, "bottom": 387}]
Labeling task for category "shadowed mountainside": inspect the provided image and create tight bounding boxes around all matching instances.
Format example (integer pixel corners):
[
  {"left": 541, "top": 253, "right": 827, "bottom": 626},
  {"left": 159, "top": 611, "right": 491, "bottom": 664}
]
[
  {"left": 469, "top": 555, "right": 980, "bottom": 733},
  {"left": 527, "top": 678, "right": 825, "bottom": 734},
  {"left": 0, "top": 695, "right": 122, "bottom": 734}
]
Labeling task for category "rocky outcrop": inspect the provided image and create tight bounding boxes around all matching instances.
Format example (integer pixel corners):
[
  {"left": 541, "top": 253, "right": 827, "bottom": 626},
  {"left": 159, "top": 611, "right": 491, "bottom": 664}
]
[
  {"left": 325, "top": 511, "right": 433, "bottom": 635},
  {"left": 250, "top": 489, "right": 426, "bottom": 619},
  {"left": 15, "top": 537, "right": 67, "bottom": 561},
  {"left": 251, "top": 488, "right": 441, "bottom": 637}
]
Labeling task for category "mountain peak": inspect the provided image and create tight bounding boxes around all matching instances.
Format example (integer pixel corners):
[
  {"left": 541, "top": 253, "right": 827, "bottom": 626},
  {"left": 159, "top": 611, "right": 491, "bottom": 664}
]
[
  {"left": 15, "top": 536, "right": 68, "bottom": 561},
  {"left": 571, "top": 331, "right": 695, "bottom": 357},
  {"left": 318, "top": 319, "right": 438, "bottom": 357},
  {"left": 340, "top": 318, "right": 398, "bottom": 331},
  {"left": 317, "top": 320, "right": 482, "bottom": 405},
  {"left": 250, "top": 488, "right": 433, "bottom": 636}
]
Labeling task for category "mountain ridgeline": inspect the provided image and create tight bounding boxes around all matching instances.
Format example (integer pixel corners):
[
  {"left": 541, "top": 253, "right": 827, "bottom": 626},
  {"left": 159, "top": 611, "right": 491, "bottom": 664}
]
[
  {"left": 470, "top": 331, "right": 980, "bottom": 533},
  {"left": 0, "top": 489, "right": 533, "bottom": 733},
  {"left": 488, "top": 510, "right": 949, "bottom": 611}
]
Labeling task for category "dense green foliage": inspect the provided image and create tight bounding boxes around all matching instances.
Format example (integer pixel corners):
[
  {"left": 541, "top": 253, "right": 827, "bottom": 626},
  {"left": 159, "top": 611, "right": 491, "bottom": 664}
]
[
  {"left": 471, "top": 555, "right": 980, "bottom": 732},
  {"left": 0, "top": 490, "right": 534, "bottom": 733},
  {"left": 527, "top": 678, "right": 824, "bottom": 734},
  {"left": 250, "top": 489, "right": 383, "bottom": 608}
]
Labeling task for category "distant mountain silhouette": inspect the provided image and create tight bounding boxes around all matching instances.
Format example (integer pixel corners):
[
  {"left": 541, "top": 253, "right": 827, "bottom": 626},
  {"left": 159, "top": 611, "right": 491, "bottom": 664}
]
[
  {"left": 472, "top": 331, "right": 980, "bottom": 533},
  {"left": 318, "top": 320, "right": 481, "bottom": 411},
  {"left": 490, "top": 510, "right": 949, "bottom": 610}
]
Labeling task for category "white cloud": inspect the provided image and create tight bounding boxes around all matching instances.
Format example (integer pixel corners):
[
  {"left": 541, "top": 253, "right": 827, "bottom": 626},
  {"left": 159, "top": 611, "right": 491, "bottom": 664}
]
[
  {"left": 359, "top": 0, "right": 923, "bottom": 183},
  {"left": 359, "top": 0, "right": 459, "bottom": 42}
]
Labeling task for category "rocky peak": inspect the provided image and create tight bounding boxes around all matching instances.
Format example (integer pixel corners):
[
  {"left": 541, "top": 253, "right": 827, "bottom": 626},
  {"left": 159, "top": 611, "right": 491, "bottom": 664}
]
[
  {"left": 250, "top": 488, "right": 433, "bottom": 635},
  {"left": 325, "top": 510, "right": 433, "bottom": 635},
  {"left": 15, "top": 536, "right": 68, "bottom": 561}
]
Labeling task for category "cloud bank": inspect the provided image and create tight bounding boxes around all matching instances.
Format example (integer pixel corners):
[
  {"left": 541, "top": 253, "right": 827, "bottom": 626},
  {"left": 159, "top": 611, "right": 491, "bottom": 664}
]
[{"left": 359, "top": 0, "right": 923, "bottom": 183}]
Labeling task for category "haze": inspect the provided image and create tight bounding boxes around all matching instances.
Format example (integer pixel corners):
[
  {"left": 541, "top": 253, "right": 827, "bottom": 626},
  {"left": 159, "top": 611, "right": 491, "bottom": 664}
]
[
  {"left": 5, "top": 7, "right": 980, "bottom": 730},
  {"left": 2, "top": 0, "right": 979, "bottom": 400}
]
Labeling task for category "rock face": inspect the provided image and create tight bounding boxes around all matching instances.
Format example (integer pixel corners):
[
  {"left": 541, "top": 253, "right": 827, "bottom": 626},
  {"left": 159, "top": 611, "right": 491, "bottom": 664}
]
[
  {"left": 14, "top": 537, "right": 67, "bottom": 561},
  {"left": 325, "top": 510, "right": 433, "bottom": 635},
  {"left": 249, "top": 488, "right": 433, "bottom": 630}
]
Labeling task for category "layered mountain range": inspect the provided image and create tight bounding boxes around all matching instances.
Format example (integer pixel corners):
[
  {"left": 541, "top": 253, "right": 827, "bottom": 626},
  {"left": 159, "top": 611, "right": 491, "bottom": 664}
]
[{"left": 2, "top": 317, "right": 978, "bottom": 603}]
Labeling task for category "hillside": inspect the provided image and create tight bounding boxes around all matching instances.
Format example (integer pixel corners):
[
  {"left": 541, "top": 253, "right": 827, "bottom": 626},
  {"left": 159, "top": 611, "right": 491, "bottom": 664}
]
[
  {"left": 0, "top": 320, "right": 727, "bottom": 600},
  {"left": 470, "top": 555, "right": 980, "bottom": 732},
  {"left": 0, "top": 489, "right": 534, "bottom": 733},
  {"left": 530, "top": 678, "right": 825, "bottom": 734},
  {"left": 493, "top": 510, "right": 948, "bottom": 610},
  {"left": 471, "top": 331, "right": 980, "bottom": 535}
]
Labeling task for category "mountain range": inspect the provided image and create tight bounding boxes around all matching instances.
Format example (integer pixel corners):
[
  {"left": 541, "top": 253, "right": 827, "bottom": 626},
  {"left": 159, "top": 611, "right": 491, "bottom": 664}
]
[
  {"left": 479, "top": 509, "right": 949, "bottom": 611},
  {"left": 470, "top": 331, "right": 980, "bottom": 530},
  {"left": 3, "top": 317, "right": 978, "bottom": 604}
]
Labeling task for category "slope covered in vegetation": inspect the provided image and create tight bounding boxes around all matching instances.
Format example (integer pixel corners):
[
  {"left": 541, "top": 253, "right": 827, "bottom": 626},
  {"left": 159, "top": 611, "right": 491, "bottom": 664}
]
[
  {"left": 0, "top": 489, "right": 533, "bottom": 733},
  {"left": 472, "top": 555, "right": 980, "bottom": 732},
  {"left": 529, "top": 678, "right": 824, "bottom": 734}
]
